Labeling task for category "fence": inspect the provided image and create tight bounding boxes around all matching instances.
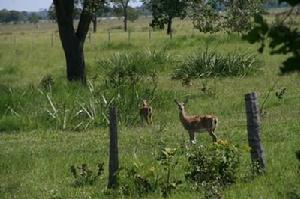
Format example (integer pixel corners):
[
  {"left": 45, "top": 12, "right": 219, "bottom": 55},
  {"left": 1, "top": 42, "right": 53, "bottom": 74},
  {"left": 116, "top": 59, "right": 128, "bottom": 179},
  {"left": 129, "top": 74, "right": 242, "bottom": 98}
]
[{"left": 0, "top": 28, "right": 201, "bottom": 48}]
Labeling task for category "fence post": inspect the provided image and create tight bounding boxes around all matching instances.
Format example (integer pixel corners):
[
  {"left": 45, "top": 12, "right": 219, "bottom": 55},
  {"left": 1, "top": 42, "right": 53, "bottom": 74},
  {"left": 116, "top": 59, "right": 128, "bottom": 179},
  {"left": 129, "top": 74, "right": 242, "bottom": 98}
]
[
  {"left": 13, "top": 35, "right": 16, "bottom": 45},
  {"left": 108, "top": 30, "right": 111, "bottom": 42},
  {"left": 169, "top": 31, "right": 173, "bottom": 40},
  {"left": 149, "top": 29, "right": 152, "bottom": 40},
  {"left": 245, "top": 92, "right": 266, "bottom": 173},
  {"left": 128, "top": 31, "right": 131, "bottom": 42},
  {"left": 107, "top": 106, "right": 119, "bottom": 189},
  {"left": 51, "top": 33, "right": 54, "bottom": 47}
]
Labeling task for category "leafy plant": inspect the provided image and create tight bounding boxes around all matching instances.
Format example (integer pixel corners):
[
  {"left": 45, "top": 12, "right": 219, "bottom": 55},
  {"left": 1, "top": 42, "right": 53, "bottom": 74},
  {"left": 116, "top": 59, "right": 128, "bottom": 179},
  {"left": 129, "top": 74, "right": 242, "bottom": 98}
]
[
  {"left": 172, "top": 49, "right": 260, "bottom": 82},
  {"left": 70, "top": 162, "right": 104, "bottom": 187},
  {"left": 157, "top": 147, "right": 182, "bottom": 198},
  {"left": 185, "top": 140, "right": 240, "bottom": 197},
  {"left": 118, "top": 163, "right": 156, "bottom": 197},
  {"left": 243, "top": 0, "right": 300, "bottom": 74},
  {"left": 189, "top": 0, "right": 222, "bottom": 33}
]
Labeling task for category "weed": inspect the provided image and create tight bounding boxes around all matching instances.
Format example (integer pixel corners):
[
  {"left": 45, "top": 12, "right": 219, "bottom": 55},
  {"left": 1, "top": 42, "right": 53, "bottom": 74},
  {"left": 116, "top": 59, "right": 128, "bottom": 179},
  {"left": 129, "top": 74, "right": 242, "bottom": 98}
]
[{"left": 70, "top": 162, "right": 104, "bottom": 187}]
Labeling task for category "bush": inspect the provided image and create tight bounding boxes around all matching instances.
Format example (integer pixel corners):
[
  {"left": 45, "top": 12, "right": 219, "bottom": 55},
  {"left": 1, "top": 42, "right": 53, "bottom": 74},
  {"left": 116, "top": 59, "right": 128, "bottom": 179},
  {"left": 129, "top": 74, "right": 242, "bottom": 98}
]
[
  {"left": 97, "top": 50, "right": 174, "bottom": 126},
  {"left": 172, "top": 49, "right": 260, "bottom": 82},
  {"left": 185, "top": 140, "right": 240, "bottom": 197}
]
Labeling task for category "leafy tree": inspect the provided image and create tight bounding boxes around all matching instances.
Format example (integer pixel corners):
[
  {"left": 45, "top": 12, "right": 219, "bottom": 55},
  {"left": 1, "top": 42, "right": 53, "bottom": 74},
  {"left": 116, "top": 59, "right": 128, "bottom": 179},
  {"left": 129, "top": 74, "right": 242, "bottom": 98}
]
[
  {"left": 243, "top": 0, "right": 300, "bottom": 74},
  {"left": 127, "top": 7, "right": 139, "bottom": 22},
  {"left": 28, "top": 13, "right": 40, "bottom": 24},
  {"left": 224, "top": 0, "right": 263, "bottom": 33},
  {"left": 53, "top": 0, "right": 103, "bottom": 83},
  {"left": 113, "top": 5, "right": 139, "bottom": 22},
  {"left": 143, "top": 0, "right": 189, "bottom": 35},
  {"left": 0, "top": 10, "right": 23, "bottom": 24},
  {"left": 188, "top": 0, "right": 222, "bottom": 33}
]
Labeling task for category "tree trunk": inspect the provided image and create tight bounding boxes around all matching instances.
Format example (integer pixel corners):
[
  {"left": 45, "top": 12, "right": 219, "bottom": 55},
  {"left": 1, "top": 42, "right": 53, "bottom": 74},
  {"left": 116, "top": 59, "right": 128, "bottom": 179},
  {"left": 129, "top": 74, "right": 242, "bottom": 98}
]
[
  {"left": 54, "top": 0, "right": 93, "bottom": 83},
  {"left": 124, "top": 8, "right": 128, "bottom": 32},
  {"left": 167, "top": 17, "right": 173, "bottom": 35},
  {"left": 92, "top": 15, "right": 97, "bottom": 33}
]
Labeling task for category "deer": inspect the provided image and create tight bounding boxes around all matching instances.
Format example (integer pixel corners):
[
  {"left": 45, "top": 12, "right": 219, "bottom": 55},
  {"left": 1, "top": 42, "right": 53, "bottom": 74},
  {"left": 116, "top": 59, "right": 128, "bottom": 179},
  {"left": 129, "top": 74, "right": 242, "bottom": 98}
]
[
  {"left": 139, "top": 100, "right": 153, "bottom": 125},
  {"left": 174, "top": 99, "right": 218, "bottom": 143}
]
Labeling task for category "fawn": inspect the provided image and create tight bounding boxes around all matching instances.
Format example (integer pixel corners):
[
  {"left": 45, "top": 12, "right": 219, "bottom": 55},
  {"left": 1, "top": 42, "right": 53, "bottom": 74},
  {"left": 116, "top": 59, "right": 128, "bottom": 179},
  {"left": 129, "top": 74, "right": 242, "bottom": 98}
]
[
  {"left": 139, "top": 100, "right": 153, "bottom": 124},
  {"left": 175, "top": 99, "right": 218, "bottom": 143}
]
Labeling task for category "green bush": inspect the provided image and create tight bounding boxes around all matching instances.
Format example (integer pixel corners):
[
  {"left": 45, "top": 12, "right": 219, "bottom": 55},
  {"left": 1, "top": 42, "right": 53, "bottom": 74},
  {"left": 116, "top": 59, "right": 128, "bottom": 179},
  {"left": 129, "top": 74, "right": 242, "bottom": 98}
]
[
  {"left": 172, "top": 49, "right": 260, "bottom": 82},
  {"left": 97, "top": 50, "right": 175, "bottom": 126},
  {"left": 0, "top": 116, "right": 24, "bottom": 132},
  {"left": 185, "top": 140, "right": 240, "bottom": 191}
]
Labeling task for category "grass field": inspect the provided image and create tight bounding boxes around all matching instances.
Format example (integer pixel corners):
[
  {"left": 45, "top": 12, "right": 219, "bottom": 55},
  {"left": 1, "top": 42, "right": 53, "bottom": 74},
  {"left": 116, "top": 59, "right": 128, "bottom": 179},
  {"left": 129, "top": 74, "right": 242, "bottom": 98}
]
[{"left": 0, "top": 18, "right": 300, "bottom": 199}]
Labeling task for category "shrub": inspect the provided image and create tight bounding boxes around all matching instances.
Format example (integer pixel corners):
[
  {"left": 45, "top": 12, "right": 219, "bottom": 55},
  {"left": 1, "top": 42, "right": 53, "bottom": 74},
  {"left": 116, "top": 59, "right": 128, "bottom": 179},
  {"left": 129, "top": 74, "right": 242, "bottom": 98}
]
[
  {"left": 185, "top": 140, "right": 240, "bottom": 197},
  {"left": 70, "top": 162, "right": 104, "bottom": 187},
  {"left": 172, "top": 49, "right": 260, "bottom": 82},
  {"left": 97, "top": 50, "right": 174, "bottom": 126}
]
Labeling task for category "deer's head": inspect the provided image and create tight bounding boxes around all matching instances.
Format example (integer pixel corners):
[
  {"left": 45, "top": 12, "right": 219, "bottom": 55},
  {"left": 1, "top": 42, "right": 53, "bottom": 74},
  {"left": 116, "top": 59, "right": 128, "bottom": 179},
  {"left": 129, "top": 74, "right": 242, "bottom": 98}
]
[
  {"left": 174, "top": 97, "right": 189, "bottom": 112},
  {"left": 142, "top": 99, "right": 148, "bottom": 107}
]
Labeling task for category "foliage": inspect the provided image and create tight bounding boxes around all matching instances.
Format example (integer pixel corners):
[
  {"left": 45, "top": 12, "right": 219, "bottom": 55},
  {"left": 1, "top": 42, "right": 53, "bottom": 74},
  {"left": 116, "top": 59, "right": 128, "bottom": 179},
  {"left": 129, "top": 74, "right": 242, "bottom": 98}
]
[
  {"left": 118, "top": 162, "right": 156, "bottom": 197},
  {"left": 70, "top": 162, "right": 104, "bottom": 187},
  {"left": 156, "top": 147, "right": 182, "bottom": 198},
  {"left": 118, "top": 147, "right": 182, "bottom": 198},
  {"left": 185, "top": 140, "right": 240, "bottom": 198},
  {"left": 188, "top": 0, "right": 222, "bottom": 33},
  {"left": 143, "top": 0, "right": 189, "bottom": 34},
  {"left": 224, "top": 0, "right": 263, "bottom": 33},
  {"left": 98, "top": 50, "right": 174, "bottom": 125},
  {"left": 243, "top": 1, "right": 300, "bottom": 74},
  {"left": 172, "top": 49, "right": 260, "bottom": 82}
]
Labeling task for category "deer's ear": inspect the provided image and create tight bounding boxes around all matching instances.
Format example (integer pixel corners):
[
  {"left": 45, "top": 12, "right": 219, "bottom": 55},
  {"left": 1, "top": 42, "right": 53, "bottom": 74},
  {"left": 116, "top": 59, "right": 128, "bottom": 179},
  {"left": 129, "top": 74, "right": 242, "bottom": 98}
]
[{"left": 174, "top": 99, "right": 180, "bottom": 106}]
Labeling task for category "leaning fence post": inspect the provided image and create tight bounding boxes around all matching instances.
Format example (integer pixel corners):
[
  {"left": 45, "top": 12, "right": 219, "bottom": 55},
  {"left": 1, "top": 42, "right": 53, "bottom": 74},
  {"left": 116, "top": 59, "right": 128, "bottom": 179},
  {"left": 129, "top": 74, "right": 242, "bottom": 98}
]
[
  {"left": 107, "top": 106, "right": 119, "bottom": 189},
  {"left": 245, "top": 92, "right": 266, "bottom": 173}
]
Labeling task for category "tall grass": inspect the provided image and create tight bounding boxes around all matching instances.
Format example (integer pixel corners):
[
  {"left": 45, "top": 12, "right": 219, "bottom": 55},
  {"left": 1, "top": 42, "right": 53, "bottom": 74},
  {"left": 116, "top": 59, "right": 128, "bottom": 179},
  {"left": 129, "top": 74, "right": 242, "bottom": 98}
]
[{"left": 172, "top": 49, "right": 261, "bottom": 81}]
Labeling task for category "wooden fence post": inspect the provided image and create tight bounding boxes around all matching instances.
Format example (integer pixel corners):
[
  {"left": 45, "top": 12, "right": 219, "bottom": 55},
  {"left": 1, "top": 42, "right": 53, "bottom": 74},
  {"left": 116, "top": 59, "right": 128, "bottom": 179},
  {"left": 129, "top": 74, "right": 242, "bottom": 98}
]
[
  {"left": 245, "top": 92, "right": 266, "bottom": 173},
  {"left": 128, "top": 31, "right": 131, "bottom": 42},
  {"left": 107, "top": 106, "right": 119, "bottom": 189},
  {"left": 88, "top": 32, "right": 91, "bottom": 43},
  {"left": 51, "top": 33, "right": 54, "bottom": 47},
  {"left": 108, "top": 30, "right": 111, "bottom": 42},
  {"left": 149, "top": 29, "right": 152, "bottom": 40},
  {"left": 169, "top": 31, "right": 173, "bottom": 39}
]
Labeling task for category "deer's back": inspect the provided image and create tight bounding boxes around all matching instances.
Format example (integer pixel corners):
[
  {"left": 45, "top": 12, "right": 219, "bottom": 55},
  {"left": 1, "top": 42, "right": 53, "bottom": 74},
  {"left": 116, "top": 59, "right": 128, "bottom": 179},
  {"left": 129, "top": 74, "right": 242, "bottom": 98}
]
[{"left": 181, "top": 115, "right": 218, "bottom": 131}]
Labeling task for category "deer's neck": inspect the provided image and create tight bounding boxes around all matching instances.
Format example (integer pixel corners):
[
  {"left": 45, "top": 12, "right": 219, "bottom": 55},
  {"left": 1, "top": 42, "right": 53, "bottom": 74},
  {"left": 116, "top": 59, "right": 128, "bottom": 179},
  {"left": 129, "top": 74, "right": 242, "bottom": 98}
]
[{"left": 179, "top": 110, "right": 188, "bottom": 123}]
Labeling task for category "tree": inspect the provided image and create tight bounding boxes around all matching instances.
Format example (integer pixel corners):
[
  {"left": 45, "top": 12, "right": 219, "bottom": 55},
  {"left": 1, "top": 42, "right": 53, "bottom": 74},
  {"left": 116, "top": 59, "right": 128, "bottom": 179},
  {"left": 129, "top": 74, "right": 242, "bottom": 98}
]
[
  {"left": 111, "top": 0, "right": 133, "bottom": 32},
  {"left": 224, "top": 0, "right": 263, "bottom": 33},
  {"left": 143, "top": 0, "right": 189, "bottom": 35},
  {"left": 127, "top": 7, "right": 139, "bottom": 22},
  {"left": 243, "top": 0, "right": 300, "bottom": 74},
  {"left": 28, "top": 13, "right": 40, "bottom": 24},
  {"left": 53, "top": 0, "right": 103, "bottom": 83},
  {"left": 188, "top": 0, "right": 221, "bottom": 33},
  {"left": 113, "top": 5, "right": 139, "bottom": 22}
]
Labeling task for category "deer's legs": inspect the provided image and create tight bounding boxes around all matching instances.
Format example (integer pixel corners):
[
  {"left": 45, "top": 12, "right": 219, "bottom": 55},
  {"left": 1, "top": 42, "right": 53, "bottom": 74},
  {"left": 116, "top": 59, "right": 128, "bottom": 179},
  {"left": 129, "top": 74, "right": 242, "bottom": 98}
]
[
  {"left": 188, "top": 131, "right": 196, "bottom": 144},
  {"left": 209, "top": 129, "right": 218, "bottom": 142}
]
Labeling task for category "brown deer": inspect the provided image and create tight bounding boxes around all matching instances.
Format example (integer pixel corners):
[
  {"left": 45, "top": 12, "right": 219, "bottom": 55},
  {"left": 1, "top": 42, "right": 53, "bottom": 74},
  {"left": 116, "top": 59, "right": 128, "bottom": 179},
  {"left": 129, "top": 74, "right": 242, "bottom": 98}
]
[
  {"left": 139, "top": 100, "right": 153, "bottom": 125},
  {"left": 175, "top": 99, "right": 218, "bottom": 143}
]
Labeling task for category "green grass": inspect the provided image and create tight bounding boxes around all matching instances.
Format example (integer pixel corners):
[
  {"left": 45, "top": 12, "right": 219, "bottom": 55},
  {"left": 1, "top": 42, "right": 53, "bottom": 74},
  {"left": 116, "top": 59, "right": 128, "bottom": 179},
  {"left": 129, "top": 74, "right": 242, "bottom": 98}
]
[{"left": 0, "top": 18, "right": 300, "bottom": 198}]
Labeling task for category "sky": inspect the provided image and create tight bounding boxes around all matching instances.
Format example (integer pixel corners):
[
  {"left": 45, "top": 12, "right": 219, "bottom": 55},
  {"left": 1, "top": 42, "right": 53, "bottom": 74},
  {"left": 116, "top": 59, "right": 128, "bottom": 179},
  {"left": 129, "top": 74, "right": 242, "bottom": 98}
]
[{"left": 0, "top": 0, "right": 142, "bottom": 12}]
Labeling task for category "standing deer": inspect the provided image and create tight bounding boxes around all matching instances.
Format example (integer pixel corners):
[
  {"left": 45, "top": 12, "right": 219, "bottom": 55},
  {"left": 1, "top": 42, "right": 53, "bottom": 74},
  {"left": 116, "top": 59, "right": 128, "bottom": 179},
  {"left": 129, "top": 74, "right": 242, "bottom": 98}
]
[
  {"left": 139, "top": 100, "right": 153, "bottom": 125},
  {"left": 175, "top": 99, "right": 218, "bottom": 143}
]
